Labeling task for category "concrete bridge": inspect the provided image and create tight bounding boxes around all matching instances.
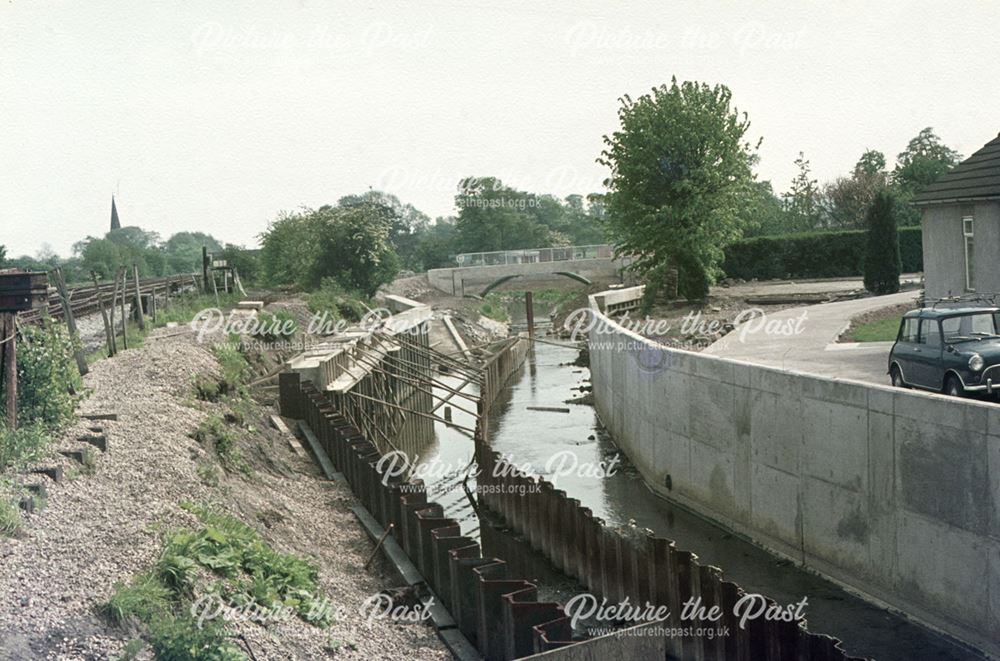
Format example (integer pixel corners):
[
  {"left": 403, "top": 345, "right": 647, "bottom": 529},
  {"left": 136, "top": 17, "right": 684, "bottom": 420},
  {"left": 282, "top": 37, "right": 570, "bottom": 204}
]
[{"left": 427, "top": 244, "right": 630, "bottom": 296}]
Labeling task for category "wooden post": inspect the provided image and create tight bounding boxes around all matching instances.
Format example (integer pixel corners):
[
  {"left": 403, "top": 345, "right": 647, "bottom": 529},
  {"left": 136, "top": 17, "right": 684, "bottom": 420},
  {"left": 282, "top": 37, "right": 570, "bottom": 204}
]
[
  {"left": 132, "top": 265, "right": 146, "bottom": 331},
  {"left": 54, "top": 268, "right": 88, "bottom": 376},
  {"left": 202, "top": 247, "right": 210, "bottom": 294},
  {"left": 117, "top": 267, "right": 129, "bottom": 350},
  {"left": 210, "top": 267, "right": 219, "bottom": 305},
  {"left": 150, "top": 286, "right": 158, "bottom": 324},
  {"left": 525, "top": 291, "right": 535, "bottom": 339},
  {"left": 2, "top": 313, "right": 16, "bottom": 430},
  {"left": 91, "top": 271, "right": 115, "bottom": 356}
]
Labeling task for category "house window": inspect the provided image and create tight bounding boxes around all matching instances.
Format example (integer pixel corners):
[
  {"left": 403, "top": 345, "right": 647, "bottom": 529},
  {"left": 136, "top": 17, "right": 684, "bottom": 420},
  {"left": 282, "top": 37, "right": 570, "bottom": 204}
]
[{"left": 963, "top": 216, "right": 975, "bottom": 292}]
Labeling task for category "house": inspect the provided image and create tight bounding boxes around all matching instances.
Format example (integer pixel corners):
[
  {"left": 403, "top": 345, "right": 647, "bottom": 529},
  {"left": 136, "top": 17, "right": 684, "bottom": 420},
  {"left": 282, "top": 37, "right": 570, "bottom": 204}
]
[{"left": 916, "top": 133, "right": 1000, "bottom": 299}]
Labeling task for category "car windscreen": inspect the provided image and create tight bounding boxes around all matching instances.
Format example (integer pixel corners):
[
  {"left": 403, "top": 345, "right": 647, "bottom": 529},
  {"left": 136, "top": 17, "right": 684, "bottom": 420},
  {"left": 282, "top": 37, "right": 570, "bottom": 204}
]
[{"left": 941, "top": 313, "right": 1000, "bottom": 342}]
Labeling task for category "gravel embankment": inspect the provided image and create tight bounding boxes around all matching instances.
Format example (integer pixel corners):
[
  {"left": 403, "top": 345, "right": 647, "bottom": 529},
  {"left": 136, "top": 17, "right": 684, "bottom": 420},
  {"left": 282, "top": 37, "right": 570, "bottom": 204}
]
[{"left": 0, "top": 325, "right": 451, "bottom": 660}]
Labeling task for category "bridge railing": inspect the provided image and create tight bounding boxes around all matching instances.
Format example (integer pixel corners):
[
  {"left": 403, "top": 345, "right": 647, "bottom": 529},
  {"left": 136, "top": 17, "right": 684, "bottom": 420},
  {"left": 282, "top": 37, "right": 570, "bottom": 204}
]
[{"left": 454, "top": 244, "right": 612, "bottom": 267}]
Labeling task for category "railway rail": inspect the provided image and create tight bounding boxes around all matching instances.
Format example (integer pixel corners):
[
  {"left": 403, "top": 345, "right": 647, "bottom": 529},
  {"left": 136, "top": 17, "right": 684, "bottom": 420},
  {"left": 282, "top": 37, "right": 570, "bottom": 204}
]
[{"left": 20, "top": 273, "right": 198, "bottom": 324}]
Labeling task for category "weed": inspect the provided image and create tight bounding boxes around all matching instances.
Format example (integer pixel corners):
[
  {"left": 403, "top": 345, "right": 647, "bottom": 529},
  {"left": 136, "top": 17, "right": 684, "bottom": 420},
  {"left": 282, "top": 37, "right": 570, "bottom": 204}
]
[
  {"left": 478, "top": 293, "right": 510, "bottom": 323},
  {"left": 0, "top": 497, "right": 22, "bottom": 537},
  {"left": 102, "top": 573, "right": 173, "bottom": 626},
  {"left": 305, "top": 278, "right": 369, "bottom": 323},
  {"left": 147, "top": 615, "right": 244, "bottom": 661},
  {"left": 325, "top": 637, "right": 359, "bottom": 655},
  {"left": 197, "top": 461, "right": 220, "bottom": 487},
  {"left": 251, "top": 310, "right": 298, "bottom": 343},
  {"left": 111, "top": 638, "right": 146, "bottom": 661},
  {"left": 0, "top": 423, "right": 51, "bottom": 471}
]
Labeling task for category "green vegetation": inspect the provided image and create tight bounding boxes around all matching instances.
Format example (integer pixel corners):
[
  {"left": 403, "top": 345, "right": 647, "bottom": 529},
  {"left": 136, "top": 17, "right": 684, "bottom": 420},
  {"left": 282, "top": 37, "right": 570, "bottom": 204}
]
[
  {"left": 478, "top": 293, "right": 509, "bottom": 323},
  {"left": 304, "top": 278, "right": 369, "bottom": 323},
  {"left": 598, "top": 78, "right": 757, "bottom": 298},
  {"left": 721, "top": 227, "right": 922, "bottom": 281},
  {"left": 5, "top": 318, "right": 82, "bottom": 428},
  {"left": 0, "top": 494, "right": 22, "bottom": 537},
  {"left": 102, "top": 503, "right": 328, "bottom": 659},
  {"left": 191, "top": 415, "right": 240, "bottom": 469},
  {"left": 259, "top": 203, "right": 399, "bottom": 295},
  {"left": 844, "top": 316, "right": 902, "bottom": 343},
  {"left": 863, "top": 190, "right": 902, "bottom": 294},
  {"left": 0, "top": 423, "right": 52, "bottom": 471}
]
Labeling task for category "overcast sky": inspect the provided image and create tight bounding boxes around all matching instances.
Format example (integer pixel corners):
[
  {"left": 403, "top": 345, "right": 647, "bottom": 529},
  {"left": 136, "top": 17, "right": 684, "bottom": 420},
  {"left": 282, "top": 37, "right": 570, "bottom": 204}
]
[{"left": 2, "top": 0, "right": 998, "bottom": 257}]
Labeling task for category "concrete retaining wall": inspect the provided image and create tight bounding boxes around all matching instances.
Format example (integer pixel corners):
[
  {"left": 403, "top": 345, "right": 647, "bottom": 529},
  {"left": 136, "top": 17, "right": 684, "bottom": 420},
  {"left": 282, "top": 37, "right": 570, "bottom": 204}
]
[
  {"left": 587, "top": 296, "right": 1000, "bottom": 656},
  {"left": 427, "top": 258, "right": 628, "bottom": 296}
]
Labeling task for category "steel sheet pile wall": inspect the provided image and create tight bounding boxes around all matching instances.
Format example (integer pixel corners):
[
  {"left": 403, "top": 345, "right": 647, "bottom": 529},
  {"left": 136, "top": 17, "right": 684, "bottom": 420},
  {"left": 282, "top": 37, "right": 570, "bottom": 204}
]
[
  {"left": 279, "top": 370, "right": 578, "bottom": 661},
  {"left": 475, "top": 446, "right": 867, "bottom": 661},
  {"left": 480, "top": 335, "right": 531, "bottom": 413}
]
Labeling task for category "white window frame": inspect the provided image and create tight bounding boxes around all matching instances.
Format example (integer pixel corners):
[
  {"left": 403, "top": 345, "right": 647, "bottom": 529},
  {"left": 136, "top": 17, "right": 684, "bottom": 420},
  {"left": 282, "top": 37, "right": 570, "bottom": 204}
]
[{"left": 963, "top": 216, "right": 975, "bottom": 292}]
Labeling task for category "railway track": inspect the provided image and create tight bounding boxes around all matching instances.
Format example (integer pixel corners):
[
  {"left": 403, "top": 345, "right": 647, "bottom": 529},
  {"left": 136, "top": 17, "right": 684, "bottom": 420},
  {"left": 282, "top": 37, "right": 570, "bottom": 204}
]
[{"left": 20, "top": 273, "right": 198, "bottom": 324}]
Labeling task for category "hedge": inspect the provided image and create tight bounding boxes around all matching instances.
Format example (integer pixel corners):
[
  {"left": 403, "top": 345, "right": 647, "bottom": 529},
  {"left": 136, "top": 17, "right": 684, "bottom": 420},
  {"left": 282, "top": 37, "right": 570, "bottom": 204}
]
[{"left": 721, "top": 227, "right": 922, "bottom": 281}]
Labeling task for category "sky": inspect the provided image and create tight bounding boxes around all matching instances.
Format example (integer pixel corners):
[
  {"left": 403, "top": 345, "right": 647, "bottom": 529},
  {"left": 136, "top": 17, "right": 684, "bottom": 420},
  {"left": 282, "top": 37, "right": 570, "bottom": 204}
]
[{"left": 2, "top": 0, "right": 999, "bottom": 258}]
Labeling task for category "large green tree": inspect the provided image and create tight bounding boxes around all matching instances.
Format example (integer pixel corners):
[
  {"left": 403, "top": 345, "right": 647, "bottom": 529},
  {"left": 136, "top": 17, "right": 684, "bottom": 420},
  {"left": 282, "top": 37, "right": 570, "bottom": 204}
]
[
  {"left": 163, "top": 231, "right": 222, "bottom": 273},
  {"left": 893, "top": 127, "right": 961, "bottom": 195},
  {"left": 598, "top": 79, "right": 758, "bottom": 295},
  {"left": 259, "top": 202, "right": 399, "bottom": 295},
  {"left": 892, "top": 127, "right": 962, "bottom": 226}
]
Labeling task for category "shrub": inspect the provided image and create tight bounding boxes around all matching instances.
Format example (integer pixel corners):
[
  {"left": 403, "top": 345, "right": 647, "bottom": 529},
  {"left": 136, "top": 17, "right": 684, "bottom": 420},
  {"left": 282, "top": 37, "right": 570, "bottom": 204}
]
[
  {"left": 0, "top": 318, "right": 82, "bottom": 428},
  {"left": 721, "top": 227, "right": 922, "bottom": 281},
  {"left": 103, "top": 574, "right": 173, "bottom": 625},
  {"left": 191, "top": 416, "right": 238, "bottom": 464},
  {"left": 304, "top": 278, "right": 368, "bottom": 323},
  {"left": 478, "top": 293, "right": 509, "bottom": 323},
  {"left": 864, "top": 191, "right": 902, "bottom": 294},
  {"left": 0, "top": 423, "right": 51, "bottom": 470},
  {"left": 146, "top": 616, "right": 244, "bottom": 661}
]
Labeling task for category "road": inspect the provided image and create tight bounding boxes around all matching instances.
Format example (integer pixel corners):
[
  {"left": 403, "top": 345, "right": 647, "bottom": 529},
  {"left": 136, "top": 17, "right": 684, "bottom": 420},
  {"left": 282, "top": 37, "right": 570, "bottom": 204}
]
[{"left": 704, "top": 290, "right": 920, "bottom": 384}]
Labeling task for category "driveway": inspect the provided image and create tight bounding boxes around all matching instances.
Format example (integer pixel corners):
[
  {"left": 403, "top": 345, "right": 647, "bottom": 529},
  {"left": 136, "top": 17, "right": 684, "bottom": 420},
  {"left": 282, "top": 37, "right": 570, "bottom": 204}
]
[{"left": 704, "top": 290, "right": 920, "bottom": 384}]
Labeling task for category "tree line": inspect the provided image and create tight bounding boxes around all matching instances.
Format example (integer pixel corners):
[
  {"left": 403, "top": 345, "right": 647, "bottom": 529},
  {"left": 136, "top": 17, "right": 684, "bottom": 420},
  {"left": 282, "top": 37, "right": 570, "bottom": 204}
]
[{"left": 1, "top": 80, "right": 961, "bottom": 301}]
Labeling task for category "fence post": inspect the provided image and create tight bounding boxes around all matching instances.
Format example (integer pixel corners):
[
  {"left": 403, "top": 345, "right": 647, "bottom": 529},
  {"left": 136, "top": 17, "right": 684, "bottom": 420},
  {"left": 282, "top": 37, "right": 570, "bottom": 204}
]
[
  {"left": 54, "top": 268, "right": 88, "bottom": 376},
  {"left": 132, "top": 265, "right": 146, "bottom": 331},
  {"left": 2, "top": 312, "right": 16, "bottom": 430},
  {"left": 91, "top": 271, "right": 115, "bottom": 356}
]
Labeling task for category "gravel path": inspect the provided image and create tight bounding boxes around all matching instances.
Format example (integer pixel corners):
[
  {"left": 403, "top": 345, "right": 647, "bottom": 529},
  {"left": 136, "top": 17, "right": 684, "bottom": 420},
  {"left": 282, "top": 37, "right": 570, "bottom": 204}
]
[{"left": 0, "top": 325, "right": 451, "bottom": 660}]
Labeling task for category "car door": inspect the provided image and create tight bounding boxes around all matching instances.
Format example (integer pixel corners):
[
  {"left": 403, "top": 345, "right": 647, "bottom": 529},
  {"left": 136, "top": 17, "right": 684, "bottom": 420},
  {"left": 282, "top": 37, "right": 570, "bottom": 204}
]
[
  {"left": 914, "top": 318, "right": 945, "bottom": 388},
  {"left": 893, "top": 317, "right": 922, "bottom": 385}
]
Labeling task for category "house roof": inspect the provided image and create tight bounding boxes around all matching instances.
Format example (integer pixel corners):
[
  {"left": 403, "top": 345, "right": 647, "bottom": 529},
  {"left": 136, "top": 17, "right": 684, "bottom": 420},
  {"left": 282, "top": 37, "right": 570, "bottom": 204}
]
[{"left": 913, "top": 134, "right": 1000, "bottom": 205}]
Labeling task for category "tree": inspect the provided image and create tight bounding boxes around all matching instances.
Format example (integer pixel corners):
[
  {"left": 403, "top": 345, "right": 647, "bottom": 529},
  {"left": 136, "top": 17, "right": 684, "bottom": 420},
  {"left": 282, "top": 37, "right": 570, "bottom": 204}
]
[
  {"left": 598, "top": 78, "right": 758, "bottom": 297},
  {"left": 0, "top": 245, "right": 6, "bottom": 267},
  {"left": 163, "top": 232, "right": 222, "bottom": 273},
  {"left": 893, "top": 127, "right": 961, "bottom": 195},
  {"left": 338, "top": 191, "right": 430, "bottom": 271},
  {"left": 739, "top": 180, "right": 788, "bottom": 237},
  {"left": 259, "top": 202, "right": 399, "bottom": 295},
  {"left": 453, "top": 177, "right": 552, "bottom": 253},
  {"left": 823, "top": 150, "right": 888, "bottom": 230},
  {"left": 782, "top": 153, "right": 823, "bottom": 231},
  {"left": 892, "top": 128, "right": 962, "bottom": 226},
  {"left": 863, "top": 190, "right": 902, "bottom": 295}
]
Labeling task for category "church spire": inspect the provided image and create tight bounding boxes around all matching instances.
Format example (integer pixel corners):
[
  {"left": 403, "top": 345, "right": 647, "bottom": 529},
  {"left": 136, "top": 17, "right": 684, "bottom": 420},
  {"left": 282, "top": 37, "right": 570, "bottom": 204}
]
[{"left": 110, "top": 195, "right": 121, "bottom": 231}]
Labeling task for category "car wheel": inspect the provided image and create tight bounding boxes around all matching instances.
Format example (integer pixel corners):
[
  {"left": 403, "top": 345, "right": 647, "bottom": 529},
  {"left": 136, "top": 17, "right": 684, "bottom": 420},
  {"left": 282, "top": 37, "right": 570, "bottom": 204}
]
[
  {"left": 890, "top": 365, "right": 906, "bottom": 388},
  {"left": 944, "top": 374, "right": 964, "bottom": 398}
]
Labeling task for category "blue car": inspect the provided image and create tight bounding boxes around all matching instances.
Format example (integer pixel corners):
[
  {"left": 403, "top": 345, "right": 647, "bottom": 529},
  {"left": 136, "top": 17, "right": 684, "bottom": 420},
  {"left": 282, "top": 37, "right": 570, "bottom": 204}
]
[{"left": 888, "top": 306, "right": 1000, "bottom": 398}]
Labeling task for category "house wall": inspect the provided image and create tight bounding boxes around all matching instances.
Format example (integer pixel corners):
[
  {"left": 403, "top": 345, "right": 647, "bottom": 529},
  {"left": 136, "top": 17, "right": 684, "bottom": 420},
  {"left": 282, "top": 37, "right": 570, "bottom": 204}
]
[
  {"left": 588, "top": 296, "right": 1000, "bottom": 656},
  {"left": 922, "top": 201, "right": 1000, "bottom": 299}
]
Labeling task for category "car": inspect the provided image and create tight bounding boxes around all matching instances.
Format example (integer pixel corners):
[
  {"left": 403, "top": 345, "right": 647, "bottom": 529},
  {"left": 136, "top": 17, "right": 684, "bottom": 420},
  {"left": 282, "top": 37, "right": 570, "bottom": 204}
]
[{"left": 888, "top": 306, "right": 1000, "bottom": 398}]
